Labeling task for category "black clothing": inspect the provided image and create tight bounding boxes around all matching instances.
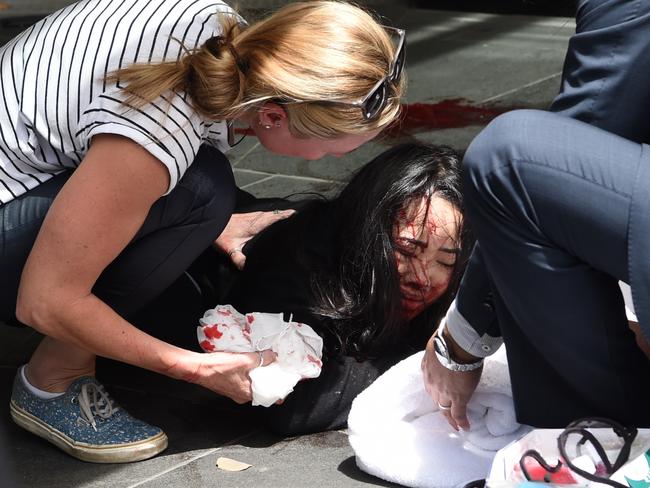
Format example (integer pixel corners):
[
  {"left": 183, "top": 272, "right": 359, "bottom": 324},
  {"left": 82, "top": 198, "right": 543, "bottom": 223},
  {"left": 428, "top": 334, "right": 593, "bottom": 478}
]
[
  {"left": 0, "top": 145, "right": 235, "bottom": 322},
  {"left": 173, "top": 193, "right": 429, "bottom": 436}
]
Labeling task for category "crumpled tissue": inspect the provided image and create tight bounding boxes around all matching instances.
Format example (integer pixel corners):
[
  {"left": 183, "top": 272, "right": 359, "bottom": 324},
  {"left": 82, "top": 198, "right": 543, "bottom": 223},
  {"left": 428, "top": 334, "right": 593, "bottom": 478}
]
[{"left": 197, "top": 304, "right": 323, "bottom": 407}]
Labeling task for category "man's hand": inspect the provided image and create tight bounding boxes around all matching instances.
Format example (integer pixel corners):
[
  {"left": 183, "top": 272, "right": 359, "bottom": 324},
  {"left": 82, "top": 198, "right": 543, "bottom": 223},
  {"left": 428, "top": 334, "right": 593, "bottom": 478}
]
[
  {"left": 214, "top": 209, "right": 295, "bottom": 270},
  {"left": 421, "top": 329, "right": 482, "bottom": 431}
]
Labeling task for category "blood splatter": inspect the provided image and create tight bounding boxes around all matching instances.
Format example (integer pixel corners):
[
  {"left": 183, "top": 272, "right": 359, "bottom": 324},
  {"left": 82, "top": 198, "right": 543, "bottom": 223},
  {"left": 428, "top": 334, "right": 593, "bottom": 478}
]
[
  {"left": 426, "top": 218, "right": 438, "bottom": 234},
  {"left": 200, "top": 340, "right": 215, "bottom": 352},
  {"left": 234, "top": 100, "right": 513, "bottom": 141},
  {"left": 383, "top": 99, "right": 513, "bottom": 139},
  {"left": 203, "top": 324, "right": 223, "bottom": 340},
  {"left": 246, "top": 315, "right": 255, "bottom": 324}
]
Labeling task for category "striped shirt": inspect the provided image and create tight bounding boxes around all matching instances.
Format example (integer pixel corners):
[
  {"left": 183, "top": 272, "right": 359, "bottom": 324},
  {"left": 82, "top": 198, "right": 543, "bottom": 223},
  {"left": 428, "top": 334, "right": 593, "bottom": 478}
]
[{"left": 0, "top": 0, "right": 238, "bottom": 205}]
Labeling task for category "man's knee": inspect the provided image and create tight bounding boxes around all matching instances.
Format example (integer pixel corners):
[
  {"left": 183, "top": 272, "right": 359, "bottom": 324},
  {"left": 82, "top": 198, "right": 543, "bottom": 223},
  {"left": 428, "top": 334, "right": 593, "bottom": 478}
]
[{"left": 462, "top": 109, "right": 548, "bottom": 197}]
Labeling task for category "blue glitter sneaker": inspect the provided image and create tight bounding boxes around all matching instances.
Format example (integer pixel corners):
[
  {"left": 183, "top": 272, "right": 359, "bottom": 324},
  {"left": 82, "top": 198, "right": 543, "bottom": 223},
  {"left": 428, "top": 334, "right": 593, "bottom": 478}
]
[{"left": 9, "top": 370, "right": 168, "bottom": 463}]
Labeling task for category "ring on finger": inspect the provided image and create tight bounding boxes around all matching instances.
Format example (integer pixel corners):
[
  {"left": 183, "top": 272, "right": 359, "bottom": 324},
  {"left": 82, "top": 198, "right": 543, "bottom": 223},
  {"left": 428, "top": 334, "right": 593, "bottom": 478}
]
[{"left": 437, "top": 401, "right": 452, "bottom": 411}]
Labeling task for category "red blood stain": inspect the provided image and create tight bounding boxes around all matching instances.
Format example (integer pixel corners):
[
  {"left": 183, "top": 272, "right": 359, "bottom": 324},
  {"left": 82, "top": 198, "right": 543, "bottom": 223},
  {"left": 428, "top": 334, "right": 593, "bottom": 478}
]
[
  {"left": 203, "top": 324, "right": 223, "bottom": 340},
  {"left": 233, "top": 100, "right": 512, "bottom": 141},
  {"left": 235, "top": 127, "right": 254, "bottom": 136},
  {"left": 200, "top": 340, "right": 215, "bottom": 352},
  {"left": 246, "top": 315, "right": 255, "bottom": 324},
  {"left": 217, "top": 309, "right": 232, "bottom": 316},
  {"left": 384, "top": 99, "right": 512, "bottom": 138}
]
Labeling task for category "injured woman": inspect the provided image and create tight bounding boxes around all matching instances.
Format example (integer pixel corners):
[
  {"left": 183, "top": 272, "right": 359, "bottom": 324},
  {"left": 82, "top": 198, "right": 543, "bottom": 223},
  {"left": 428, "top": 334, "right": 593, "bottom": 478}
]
[{"left": 139, "top": 142, "right": 473, "bottom": 436}]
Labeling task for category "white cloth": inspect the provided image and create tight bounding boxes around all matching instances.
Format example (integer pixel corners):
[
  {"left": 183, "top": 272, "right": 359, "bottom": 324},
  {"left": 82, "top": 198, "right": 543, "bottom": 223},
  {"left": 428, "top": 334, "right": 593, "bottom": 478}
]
[
  {"left": 197, "top": 305, "right": 324, "bottom": 407},
  {"left": 347, "top": 347, "right": 530, "bottom": 488}
]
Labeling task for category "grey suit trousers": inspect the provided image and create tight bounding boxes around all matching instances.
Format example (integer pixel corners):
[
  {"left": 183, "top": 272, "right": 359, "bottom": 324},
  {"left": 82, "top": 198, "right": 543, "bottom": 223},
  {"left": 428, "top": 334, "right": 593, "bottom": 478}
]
[{"left": 457, "top": 0, "right": 650, "bottom": 426}]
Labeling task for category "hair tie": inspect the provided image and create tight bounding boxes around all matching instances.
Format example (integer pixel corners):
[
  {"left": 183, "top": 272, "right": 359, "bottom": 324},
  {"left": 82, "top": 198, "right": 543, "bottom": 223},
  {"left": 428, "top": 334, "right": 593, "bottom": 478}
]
[
  {"left": 227, "top": 43, "right": 249, "bottom": 75},
  {"left": 206, "top": 36, "right": 248, "bottom": 75}
]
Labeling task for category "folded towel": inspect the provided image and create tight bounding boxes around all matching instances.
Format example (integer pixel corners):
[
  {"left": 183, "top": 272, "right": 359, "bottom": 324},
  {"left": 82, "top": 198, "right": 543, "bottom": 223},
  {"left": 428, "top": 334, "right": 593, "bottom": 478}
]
[
  {"left": 348, "top": 347, "right": 530, "bottom": 488},
  {"left": 197, "top": 304, "right": 324, "bottom": 407}
]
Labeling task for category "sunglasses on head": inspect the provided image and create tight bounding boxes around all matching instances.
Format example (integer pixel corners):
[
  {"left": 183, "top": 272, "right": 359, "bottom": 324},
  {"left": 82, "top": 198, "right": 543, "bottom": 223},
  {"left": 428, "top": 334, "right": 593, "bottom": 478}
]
[{"left": 277, "top": 25, "right": 406, "bottom": 121}]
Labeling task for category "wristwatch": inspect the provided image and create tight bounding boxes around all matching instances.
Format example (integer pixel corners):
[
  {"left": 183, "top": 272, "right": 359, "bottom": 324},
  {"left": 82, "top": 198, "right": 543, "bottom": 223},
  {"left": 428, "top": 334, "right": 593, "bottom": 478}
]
[{"left": 433, "top": 331, "right": 483, "bottom": 372}]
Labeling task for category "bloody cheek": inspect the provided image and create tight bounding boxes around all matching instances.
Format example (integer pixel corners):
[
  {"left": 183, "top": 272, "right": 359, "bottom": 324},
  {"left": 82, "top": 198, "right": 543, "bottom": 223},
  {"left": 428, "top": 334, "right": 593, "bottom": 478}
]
[{"left": 400, "top": 278, "right": 451, "bottom": 320}]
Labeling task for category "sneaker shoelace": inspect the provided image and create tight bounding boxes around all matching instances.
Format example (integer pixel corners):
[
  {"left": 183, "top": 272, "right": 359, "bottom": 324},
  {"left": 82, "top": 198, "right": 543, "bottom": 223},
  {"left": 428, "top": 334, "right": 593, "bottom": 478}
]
[{"left": 78, "top": 382, "right": 118, "bottom": 431}]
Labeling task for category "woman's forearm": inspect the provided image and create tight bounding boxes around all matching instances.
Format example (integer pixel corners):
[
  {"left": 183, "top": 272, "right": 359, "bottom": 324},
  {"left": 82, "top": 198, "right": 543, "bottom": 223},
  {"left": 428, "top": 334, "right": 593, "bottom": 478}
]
[{"left": 17, "top": 290, "right": 200, "bottom": 381}]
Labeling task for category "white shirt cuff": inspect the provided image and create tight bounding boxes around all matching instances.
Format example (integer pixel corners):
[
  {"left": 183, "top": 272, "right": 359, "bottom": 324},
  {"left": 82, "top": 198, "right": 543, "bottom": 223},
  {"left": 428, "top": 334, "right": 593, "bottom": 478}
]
[{"left": 443, "top": 299, "right": 503, "bottom": 358}]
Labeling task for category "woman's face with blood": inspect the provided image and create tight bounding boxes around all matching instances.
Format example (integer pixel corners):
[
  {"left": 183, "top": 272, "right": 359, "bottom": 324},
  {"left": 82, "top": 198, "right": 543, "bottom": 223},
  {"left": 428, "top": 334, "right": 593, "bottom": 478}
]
[{"left": 393, "top": 195, "right": 462, "bottom": 321}]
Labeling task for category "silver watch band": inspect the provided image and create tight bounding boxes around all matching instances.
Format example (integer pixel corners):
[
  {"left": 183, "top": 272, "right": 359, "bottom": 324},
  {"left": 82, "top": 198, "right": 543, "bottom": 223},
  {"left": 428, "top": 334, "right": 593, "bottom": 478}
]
[{"left": 433, "top": 328, "right": 483, "bottom": 372}]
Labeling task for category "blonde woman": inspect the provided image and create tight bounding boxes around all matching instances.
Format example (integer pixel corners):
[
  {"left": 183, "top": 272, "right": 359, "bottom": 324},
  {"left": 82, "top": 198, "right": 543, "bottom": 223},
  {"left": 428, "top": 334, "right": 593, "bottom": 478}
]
[{"left": 0, "top": 0, "right": 405, "bottom": 463}]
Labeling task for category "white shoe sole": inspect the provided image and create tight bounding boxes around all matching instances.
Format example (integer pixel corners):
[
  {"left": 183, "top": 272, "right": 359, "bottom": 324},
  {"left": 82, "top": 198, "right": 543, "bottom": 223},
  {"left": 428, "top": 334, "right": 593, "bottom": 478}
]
[{"left": 10, "top": 400, "right": 168, "bottom": 463}]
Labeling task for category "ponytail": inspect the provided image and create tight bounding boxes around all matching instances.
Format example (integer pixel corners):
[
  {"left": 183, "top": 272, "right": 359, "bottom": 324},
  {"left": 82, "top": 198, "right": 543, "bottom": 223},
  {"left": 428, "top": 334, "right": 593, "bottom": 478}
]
[
  {"left": 109, "top": 14, "right": 246, "bottom": 119},
  {"left": 111, "top": 1, "right": 404, "bottom": 137}
]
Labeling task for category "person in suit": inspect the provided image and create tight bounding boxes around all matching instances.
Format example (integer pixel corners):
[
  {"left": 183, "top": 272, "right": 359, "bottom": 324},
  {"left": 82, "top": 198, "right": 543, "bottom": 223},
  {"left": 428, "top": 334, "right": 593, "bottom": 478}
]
[{"left": 423, "top": 0, "right": 650, "bottom": 430}]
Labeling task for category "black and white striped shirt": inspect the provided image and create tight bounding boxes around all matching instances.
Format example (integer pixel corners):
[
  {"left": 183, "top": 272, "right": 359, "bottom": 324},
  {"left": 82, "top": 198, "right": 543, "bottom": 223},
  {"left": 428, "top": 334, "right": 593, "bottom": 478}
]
[{"left": 0, "top": 0, "right": 237, "bottom": 205}]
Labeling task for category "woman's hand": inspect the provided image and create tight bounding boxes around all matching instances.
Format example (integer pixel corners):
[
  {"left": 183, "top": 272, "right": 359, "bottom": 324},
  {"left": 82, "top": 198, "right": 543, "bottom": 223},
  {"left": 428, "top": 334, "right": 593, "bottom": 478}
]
[
  {"left": 214, "top": 209, "right": 295, "bottom": 270},
  {"left": 191, "top": 349, "right": 277, "bottom": 403},
  {"left": 421, "top": 330, "right": 482, "bottom": 431}
]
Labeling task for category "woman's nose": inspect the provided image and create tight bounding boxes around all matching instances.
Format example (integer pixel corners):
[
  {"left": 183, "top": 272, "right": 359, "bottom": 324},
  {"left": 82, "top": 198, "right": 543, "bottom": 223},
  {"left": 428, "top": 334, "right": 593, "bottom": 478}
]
[{"left": 411, "top": 260, "right": 430, "bottom": 288}]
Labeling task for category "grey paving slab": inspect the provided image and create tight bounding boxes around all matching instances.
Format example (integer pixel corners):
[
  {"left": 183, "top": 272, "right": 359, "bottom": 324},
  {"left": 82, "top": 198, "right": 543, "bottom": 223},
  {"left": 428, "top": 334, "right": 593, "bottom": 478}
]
[
  {"left": 0, "top": 363, "right": 262, "bottom": 488},
  {"left": 233, "top": 168, "right": 271, "bottom": 188},
  {"left": 409, "top": 72, "right": 564, "bottom": 151},
  {"left": 240, "top": 173, "right": 343, "bottom": 199},
  {"left": 233, "top": 141, "right": 386, "bottom": 183},
  {"left": 138, "top": 430, "right": 400, "bottom": 488},
  {"left": 401, "top": 11, "right": 573, "bottom": 104}
]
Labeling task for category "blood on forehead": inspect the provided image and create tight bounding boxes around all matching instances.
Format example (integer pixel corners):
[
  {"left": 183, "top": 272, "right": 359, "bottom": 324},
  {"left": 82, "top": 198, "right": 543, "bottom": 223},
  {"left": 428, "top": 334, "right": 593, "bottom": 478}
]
[{"left": 394, "top": 196, "right": 434, "bottom": 241}]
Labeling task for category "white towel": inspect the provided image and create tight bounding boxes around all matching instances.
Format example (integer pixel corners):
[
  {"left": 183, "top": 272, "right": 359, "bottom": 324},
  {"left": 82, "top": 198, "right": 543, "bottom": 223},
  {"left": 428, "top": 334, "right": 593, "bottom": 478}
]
[
  {"left": 197, "top": 305, "right": 324, "bottom": 407},
  {"left": 348, "top": 347, "right": 530, "bottom": 488}
]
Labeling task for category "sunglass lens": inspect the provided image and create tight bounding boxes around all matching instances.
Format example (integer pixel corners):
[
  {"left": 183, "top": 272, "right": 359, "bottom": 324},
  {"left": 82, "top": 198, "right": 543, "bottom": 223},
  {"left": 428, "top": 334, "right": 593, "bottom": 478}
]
[{"left": 365, "top": 81, "right": 387, "bottom": 119}]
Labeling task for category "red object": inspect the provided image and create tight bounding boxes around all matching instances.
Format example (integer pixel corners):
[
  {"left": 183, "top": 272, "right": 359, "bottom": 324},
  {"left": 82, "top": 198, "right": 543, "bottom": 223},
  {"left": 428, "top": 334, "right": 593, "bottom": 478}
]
[
  {"left": 516, "top": 459, "right": 578, "bottom": 484},
  {"left": 234, "top": 99, "right": 514, "bottom": 140},
  {"left": 203, "top": 324, "right": 223, "bottom": 340}
]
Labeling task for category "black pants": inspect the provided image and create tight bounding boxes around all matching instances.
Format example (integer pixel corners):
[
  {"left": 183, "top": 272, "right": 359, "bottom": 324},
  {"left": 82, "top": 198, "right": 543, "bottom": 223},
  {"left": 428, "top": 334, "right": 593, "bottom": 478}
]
[{"left": 0, "top": 145, "right": 235, "bottom": 322}]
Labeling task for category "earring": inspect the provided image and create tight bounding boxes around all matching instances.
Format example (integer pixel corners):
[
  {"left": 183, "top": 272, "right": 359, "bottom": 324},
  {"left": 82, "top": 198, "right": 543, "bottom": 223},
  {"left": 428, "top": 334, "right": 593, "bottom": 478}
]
[{"left": 259, "top": 121, "right": 272, "bottom": 129}]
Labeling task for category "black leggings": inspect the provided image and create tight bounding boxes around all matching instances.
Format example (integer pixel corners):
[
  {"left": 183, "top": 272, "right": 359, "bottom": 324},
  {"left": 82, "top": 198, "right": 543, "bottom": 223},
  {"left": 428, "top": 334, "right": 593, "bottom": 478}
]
[{"left": 0, "top": 145, "right": 235, "bottom": 322}]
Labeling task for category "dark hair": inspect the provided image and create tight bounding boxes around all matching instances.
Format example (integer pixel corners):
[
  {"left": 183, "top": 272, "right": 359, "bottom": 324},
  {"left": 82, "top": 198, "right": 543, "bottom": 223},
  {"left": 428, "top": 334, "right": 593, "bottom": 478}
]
[{"left": 311, "top": 143, "right": 473, "bottom": 358}]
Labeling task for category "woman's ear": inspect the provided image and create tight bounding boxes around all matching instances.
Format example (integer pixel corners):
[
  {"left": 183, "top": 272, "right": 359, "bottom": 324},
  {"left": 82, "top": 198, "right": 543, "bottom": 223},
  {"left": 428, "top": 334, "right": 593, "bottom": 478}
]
[{"left": 257, "top": 102, "right": 287, "bottom": 129}]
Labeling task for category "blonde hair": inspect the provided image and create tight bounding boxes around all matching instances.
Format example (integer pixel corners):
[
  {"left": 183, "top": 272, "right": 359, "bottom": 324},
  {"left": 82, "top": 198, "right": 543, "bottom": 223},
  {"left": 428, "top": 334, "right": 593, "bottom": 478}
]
[{"left": 111, "top": 1, "right": 404, "bottom": 138}]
